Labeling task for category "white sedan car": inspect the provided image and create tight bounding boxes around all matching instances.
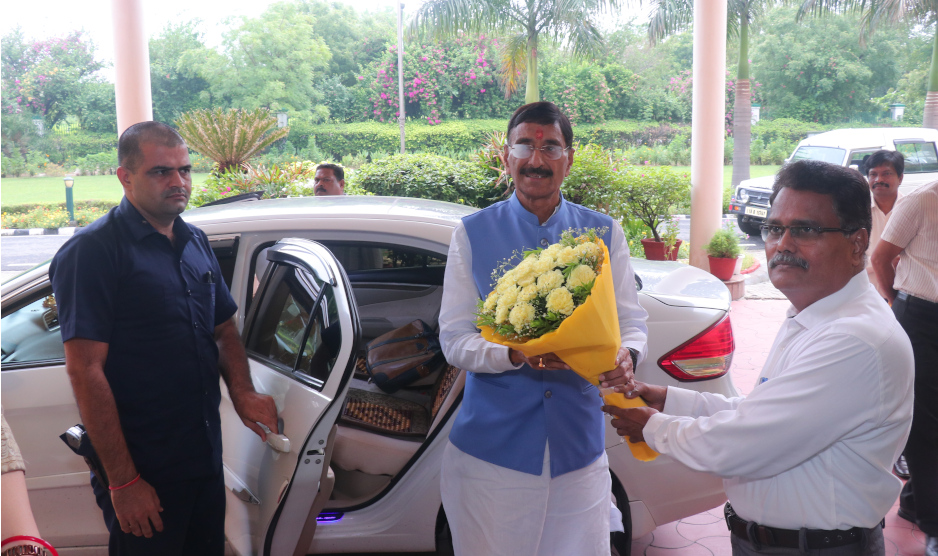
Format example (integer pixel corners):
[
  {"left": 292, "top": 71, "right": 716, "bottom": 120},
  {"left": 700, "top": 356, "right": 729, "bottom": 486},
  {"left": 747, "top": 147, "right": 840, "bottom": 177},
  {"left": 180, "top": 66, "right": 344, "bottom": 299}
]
[{"left": 1, "top": 196, "right": 737, "bottom": 556}]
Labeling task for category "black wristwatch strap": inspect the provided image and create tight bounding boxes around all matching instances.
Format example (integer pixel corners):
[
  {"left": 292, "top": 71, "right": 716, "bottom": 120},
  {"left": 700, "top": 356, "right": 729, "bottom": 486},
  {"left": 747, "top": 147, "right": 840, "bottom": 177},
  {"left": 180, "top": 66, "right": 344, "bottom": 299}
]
[{"left": 627, "top": 348, "right": 639, "bottom": 369}]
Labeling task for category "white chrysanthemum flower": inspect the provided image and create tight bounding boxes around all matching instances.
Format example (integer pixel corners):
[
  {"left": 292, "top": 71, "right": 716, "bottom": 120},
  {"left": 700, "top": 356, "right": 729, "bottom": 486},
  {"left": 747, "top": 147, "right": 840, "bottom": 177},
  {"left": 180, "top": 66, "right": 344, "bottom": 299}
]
[
  {"left": 532, "top": 257, "right": 554, "bottom": 276},
  {"left": 556, "top": 246, "right": 578, "bottom": 266},
  {"left": 495, "top": 304, "right": 510, "bottom": 324},
  {"left": 575, "top": 241, "right": 601, "bottom": 261},
  {"left": 483, "top": 291, "right": 498, "bottom": 312},
  {"left": 546, "top": 287, "right": 575, "bottom": 315},
  {"left": 508, "top": 302, "right": 536, "bottom": 330},
  {"left": 536, "top": 269, "right": 565, "bottom": 294},
  {"left": 497, "top": 285, "right": 519, "bottom": 309},
  {"left": 496, "top": 272, "right": 518, "bottom": 294},
  {"left": 518, "top": 283, "right": 538, "bottom": 303},
  {"left": 543, "top": 243, "right": 563, "bottom": 258},
  {"left": 566, "top": 265, "right": 597, "bottom": 290}
]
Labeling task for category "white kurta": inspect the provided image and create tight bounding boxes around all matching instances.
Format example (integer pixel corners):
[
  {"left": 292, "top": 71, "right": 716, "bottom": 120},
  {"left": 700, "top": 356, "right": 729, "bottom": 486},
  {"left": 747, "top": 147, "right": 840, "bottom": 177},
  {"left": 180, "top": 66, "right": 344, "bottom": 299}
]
[{"left": 643, "top": 272, "right": 914, "bottom": 531}]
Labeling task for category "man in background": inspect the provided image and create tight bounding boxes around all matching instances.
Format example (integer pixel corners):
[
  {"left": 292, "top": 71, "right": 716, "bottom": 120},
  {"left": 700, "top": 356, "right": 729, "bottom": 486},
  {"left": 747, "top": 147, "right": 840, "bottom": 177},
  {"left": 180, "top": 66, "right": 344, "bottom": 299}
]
[
  {"left": 314, "top": 163, "right": 345, "bottom": 196},
  {"left": 865, "top": 150, "right": 904, "bottom": 299}
]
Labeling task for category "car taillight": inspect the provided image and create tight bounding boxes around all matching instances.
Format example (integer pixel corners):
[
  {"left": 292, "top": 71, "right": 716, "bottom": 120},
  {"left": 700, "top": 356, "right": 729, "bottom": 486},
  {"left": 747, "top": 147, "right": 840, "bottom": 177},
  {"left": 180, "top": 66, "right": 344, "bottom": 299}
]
[{"left": 658, "top": 314, "right": 735, "bottom": 381}]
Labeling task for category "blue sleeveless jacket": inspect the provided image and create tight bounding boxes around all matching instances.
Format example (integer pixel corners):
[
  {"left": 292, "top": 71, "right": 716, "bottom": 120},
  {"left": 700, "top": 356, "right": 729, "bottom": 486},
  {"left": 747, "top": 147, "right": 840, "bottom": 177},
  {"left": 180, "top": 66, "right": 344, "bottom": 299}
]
[{"left": 448, "top": 194, "right": 614, "bottom": 477}]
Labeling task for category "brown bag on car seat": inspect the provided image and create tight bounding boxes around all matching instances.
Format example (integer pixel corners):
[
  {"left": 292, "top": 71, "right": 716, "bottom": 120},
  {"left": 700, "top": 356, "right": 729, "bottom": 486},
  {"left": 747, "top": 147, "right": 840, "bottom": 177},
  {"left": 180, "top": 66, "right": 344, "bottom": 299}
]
[{"left": 365, "top": 320, "right": 444, "bottom": 393}]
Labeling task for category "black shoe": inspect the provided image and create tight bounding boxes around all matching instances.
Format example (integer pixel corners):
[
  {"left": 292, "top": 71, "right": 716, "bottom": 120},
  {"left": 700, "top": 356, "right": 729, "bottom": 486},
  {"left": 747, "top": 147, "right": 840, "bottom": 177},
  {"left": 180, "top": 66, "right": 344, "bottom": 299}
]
[
  {"left": 897, "top": 505, "right": 917, "bottom": 524},
  {"left": 894, "top": 455, "right": 910, "bottom": 479},
  {"left": 925, "top": 536, "right": 937, "bottom": 556}
]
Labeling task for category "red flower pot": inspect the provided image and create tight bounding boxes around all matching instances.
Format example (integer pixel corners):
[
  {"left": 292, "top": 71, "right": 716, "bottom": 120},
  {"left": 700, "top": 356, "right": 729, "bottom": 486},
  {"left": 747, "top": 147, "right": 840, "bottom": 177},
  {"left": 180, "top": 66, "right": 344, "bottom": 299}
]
[
  {"left": 641, "top": 238, "right": 682, "bottom": 261},
  {"left": 708, "top": 256, "right": 737, "bottom": 281}
]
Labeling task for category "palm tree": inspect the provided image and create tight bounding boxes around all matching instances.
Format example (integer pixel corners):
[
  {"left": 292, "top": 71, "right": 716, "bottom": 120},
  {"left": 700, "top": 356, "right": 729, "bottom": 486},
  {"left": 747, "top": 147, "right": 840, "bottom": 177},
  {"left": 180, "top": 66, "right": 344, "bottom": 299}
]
[
  {"left": 408, "top": 0, "right": 620, "bottom": 104},
  {"left": 648, "top": 0, "right": 767, "bottom": 186},
  {"left": 796, "top": 0, "right": 938, "bottom": 129},
  {"left": 175, "top": 108, "right": 289, "bottom": 173}
]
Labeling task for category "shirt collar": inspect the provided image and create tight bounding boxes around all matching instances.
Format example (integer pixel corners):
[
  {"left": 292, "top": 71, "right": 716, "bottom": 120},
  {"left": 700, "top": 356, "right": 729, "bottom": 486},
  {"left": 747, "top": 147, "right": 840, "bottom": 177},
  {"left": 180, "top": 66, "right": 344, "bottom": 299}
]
[
  {"left": 871, "top": 191, "right": 901, "bottom": 213},
  {"left": 787, "top": 271, "right": 870, "bottom": 328},
  {"left": 509, "top": 192, "right": 566, "bottom": 226},
  {"left": 116, "top": 196, "right": 191, "bottom": 244}
]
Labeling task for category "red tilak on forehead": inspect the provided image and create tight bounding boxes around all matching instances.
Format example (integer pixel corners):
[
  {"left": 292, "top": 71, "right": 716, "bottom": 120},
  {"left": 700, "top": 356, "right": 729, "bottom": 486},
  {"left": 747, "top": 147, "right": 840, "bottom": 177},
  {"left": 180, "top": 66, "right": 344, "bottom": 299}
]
[{"left": 535, "top": 129, "right": 543, "bottom": 140}]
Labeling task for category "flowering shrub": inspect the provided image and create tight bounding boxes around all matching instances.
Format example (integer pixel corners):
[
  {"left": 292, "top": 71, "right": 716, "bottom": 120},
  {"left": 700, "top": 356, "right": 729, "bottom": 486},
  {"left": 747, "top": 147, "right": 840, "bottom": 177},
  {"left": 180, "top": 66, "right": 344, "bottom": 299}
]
[
  {"left": 542, "top": 63, "right": 614, "bottom": 124},
  {"left": 475, "top": 229, "right": 605, "bottom": 340},
  {"left": 1, "top": 204, "right": 109, "bottom": 229}
]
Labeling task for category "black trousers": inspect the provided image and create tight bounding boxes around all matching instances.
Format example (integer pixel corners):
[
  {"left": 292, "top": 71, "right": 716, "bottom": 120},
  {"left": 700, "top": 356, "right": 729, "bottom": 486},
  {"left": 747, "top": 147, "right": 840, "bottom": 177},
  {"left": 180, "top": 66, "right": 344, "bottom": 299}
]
[
  {"left": 893, "top": 294, "right": 938, "bottom": 536},
  {"left": 92, "top": 470, "right": 226, "bottom": 556}
]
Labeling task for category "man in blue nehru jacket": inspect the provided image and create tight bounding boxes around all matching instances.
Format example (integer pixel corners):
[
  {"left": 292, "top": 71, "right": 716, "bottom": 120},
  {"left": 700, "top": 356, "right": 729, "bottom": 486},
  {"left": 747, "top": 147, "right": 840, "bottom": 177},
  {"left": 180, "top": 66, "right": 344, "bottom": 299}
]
[{"left": 438, "top": 102, "right": 649, "bottom": 556}]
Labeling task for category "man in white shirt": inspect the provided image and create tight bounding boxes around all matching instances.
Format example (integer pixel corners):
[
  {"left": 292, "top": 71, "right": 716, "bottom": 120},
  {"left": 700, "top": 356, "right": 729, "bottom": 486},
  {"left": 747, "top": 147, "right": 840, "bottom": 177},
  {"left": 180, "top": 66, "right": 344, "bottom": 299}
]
[
  {"left": 865, "top": 150, "right": 904, "bottom": 299},
  {"left": 871, "top": 179, "right": 938, "bottom": 556},
  {"left": 605, "top": 160, "right": 914, "bottom": 556}
]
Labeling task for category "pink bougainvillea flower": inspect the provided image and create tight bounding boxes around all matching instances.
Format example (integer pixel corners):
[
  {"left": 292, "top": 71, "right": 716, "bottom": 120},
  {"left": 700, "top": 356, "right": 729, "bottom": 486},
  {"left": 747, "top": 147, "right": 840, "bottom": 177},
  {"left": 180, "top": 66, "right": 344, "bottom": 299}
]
[{"left": 480, "top": 89, "right": 485, "bottom": 93}]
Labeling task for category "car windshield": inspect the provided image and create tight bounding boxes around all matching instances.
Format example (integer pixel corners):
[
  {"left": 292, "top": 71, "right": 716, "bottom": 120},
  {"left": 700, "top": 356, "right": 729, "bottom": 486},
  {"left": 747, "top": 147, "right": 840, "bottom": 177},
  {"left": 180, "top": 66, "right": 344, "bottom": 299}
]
[{"left": 790, "top": 146, "right": 846, "bottom": 165}]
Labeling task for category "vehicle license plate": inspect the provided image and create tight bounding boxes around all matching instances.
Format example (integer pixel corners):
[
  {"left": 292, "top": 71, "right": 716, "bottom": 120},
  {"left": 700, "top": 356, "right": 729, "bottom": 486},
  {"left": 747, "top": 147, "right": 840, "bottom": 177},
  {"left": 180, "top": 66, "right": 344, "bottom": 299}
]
[{"left": 745, "top": 207, "right": 767, "bottom": 218}]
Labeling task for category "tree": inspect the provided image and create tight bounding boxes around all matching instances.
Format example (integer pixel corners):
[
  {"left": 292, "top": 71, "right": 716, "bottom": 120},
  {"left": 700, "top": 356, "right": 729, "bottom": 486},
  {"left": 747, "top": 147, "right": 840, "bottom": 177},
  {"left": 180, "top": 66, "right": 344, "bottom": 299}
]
[
  {"left": 648, "top": 0, "right": 769, "bottom": 186},
  {"left": 796, "top": 0, "right": 938, "bottom": 129},
  {"left": 190, "top": 2, "right": 332, "bottom": 117},
  {"left": 149, "top": 21, "right": 213, "bottom": 124},
  {"left": 407, "top": 0, "right": 620, "bottom": 104},
  {"left": 175, "top": 108, "right": 289, "bottom": 173}
]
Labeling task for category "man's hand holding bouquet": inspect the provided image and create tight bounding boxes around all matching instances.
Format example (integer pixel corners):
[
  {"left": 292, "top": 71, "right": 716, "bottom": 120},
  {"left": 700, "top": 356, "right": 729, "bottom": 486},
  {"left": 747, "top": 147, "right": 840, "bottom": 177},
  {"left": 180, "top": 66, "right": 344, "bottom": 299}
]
[{"left": 475, "top": 228, "right": 657, "bottom": 461}]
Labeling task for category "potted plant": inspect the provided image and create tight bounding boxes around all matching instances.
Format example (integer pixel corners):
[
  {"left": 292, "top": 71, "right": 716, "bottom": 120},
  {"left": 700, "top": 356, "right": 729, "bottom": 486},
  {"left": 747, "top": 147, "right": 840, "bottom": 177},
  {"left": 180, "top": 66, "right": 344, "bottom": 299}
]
[
  {"left": 705, "top": 227, "right": 742, "bottom": 280},
  {"left": 618, "top": 165, "right": 692, "bottom": 261}
]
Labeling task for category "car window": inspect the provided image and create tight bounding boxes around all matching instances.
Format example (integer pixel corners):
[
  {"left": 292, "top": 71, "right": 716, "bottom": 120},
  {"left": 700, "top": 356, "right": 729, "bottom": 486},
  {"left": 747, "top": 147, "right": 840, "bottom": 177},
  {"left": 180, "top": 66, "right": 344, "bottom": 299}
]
[
  {"left": 1, "top": 291, "right": 64, "bottom": 366},
  {"left": 210, "top": 236, "right": 239, "bottom": 290},
  {"left": 791, "top": 146, "right": 846, "bottom": 165},
  {"left": 245, "top": 262, "right": 340, "bottom": 390},
  {"left": 895, "top": 141, "right": 938, "bottom": 173}
]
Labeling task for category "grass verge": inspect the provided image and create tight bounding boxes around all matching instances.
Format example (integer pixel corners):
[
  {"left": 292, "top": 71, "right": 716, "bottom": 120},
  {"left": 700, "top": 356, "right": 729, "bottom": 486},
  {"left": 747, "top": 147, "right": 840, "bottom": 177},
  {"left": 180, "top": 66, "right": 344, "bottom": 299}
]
[{"left": 1, "top": 174, "right": 211, "bottom": 207}]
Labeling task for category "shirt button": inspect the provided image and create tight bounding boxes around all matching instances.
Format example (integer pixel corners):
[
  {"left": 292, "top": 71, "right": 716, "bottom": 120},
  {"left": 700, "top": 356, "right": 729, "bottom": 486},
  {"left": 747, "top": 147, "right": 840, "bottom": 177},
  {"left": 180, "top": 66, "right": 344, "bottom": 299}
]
[
  {"left": 187, "top": 290, "right": 192, "bottom": 297},
  {"left": 205, "top": 420, "right": 210, "bottom": 427},
  {"left": 545, "top": 390, "right": 552, "bottom": 399},
  {"left": 194, "top": 322, "right": 199, "bottom": 329},
  {"left": 540, "top": 238, "right": 549, "bottom": 247}
]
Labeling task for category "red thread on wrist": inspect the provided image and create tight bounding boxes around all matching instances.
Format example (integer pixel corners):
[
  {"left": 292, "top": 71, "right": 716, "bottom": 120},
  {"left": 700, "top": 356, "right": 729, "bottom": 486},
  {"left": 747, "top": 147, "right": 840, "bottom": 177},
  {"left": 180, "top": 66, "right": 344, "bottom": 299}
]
[
  {"left": 1, "top": 535, "right": 59, "bottom": 556},
  {"left": 108, "top": 474, "right": 141, "bottom": 491}
]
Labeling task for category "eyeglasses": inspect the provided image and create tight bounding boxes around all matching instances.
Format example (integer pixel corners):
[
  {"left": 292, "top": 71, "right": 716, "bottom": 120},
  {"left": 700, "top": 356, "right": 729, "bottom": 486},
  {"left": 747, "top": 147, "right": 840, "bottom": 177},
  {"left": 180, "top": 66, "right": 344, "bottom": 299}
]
[
  {"left": 507, "top": 144, "right": 569, "bottom": 161},
  {"left": 760, "top": 224, "right": 858, "bottom": 244}
]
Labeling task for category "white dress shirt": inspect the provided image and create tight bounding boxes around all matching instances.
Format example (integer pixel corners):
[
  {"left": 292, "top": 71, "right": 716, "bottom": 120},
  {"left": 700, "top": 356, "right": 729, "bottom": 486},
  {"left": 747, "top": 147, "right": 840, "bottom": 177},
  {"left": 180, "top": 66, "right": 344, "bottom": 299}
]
[
  {"left": 881, "top": 180, "right": 938, "bottom": 302},
  {"left": 438, "top": 218, "right": 649, "bottom": 374},
  {"left": 867, "top": 193, "right": 900, "bottom": 298},
  {"left": 643, "top": 271, "right": 914, "bottom": 530}
]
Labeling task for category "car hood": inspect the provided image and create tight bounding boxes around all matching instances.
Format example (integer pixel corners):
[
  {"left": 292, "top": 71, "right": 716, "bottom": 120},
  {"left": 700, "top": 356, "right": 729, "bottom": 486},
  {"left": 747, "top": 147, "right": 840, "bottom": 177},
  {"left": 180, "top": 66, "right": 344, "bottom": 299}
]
[
  {"left": 737, "top": 175, "right": 774, "bottom": 192},
  {"left": 633, "top": 260, "right": 731, "bottom": 310}
]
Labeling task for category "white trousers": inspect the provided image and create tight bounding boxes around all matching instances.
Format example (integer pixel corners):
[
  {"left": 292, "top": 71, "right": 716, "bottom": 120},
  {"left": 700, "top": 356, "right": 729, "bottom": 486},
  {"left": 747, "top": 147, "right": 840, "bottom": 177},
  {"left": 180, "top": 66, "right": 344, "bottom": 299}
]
[{"left": 441, "top": 440, "right": 612, "bottom": 556}]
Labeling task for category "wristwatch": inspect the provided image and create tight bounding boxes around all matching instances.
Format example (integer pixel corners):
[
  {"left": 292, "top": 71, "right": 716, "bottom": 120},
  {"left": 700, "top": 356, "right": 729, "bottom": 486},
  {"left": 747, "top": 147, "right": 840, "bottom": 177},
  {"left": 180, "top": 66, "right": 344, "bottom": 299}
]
[
  {"left": 627, "top": 347, "right": 639, "bottom": 370},
  {"left": 2, "top": 545, "right": 49, "bottom": 556}
]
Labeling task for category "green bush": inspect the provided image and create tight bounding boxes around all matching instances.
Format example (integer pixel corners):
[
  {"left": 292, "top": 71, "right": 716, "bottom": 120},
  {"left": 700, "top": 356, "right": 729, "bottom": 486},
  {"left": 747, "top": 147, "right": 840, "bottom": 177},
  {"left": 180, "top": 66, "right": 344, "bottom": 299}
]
[
  {"left": 348, "top": 153, "right": 496, "bottom": 207},
  {"left": 38, "top": 132, "right": 116, "bottom": 165},
  {"left": 1, "top": 203, "right": 112, "bottom": 229},
  {"left": 75, "top": 149, "right": 118, "bottom": 175},
  {"left": 562, "top": 143, "right": 621, "bottom": 211},
  {"left": 704, "top": 227, "right": 741, "bottom": 259},
  {"left": 618, "top": 164, "right": 692, "bottom": 241}
]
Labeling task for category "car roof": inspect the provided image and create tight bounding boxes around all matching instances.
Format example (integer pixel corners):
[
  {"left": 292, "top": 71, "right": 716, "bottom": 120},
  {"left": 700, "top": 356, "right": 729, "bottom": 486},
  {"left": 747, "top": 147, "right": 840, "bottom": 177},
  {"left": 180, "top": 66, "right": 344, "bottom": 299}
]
[
  {"left": 799, "top": 127, "right": 938, "bottom": 150},
  {"left": 182, "top": 195, "right": 478, "bottom": 230}
]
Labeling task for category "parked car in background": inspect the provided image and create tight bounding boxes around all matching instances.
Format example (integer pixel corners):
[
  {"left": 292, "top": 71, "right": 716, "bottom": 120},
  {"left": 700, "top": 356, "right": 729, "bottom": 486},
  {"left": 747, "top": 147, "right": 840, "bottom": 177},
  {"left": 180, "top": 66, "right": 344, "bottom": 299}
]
[
  {"left": 729, "top": 127, "right": 938, "bottom": 235},
  {"left": 2, "top": 196, "right": 738, "bottom": 555}
]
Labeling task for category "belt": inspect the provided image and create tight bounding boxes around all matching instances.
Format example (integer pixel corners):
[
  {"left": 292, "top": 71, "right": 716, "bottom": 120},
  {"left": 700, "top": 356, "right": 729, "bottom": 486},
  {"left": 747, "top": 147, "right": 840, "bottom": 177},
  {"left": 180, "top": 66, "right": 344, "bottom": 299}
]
[
  {"left": 896, "top": 291, "right": 938, "bottom": 308},
  {"left": 724, "top": 503, "right": 877, "bottom": 550}
]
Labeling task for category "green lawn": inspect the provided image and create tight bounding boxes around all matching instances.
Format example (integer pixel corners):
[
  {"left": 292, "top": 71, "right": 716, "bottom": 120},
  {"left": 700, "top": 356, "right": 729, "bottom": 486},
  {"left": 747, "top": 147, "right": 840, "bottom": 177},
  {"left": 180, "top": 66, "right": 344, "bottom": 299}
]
[
  {"left": 0, "top": 174, "right": 211, "bottom": 208},
  {"left": 671, "top": 165, "right": 781, "bottom": 190}
]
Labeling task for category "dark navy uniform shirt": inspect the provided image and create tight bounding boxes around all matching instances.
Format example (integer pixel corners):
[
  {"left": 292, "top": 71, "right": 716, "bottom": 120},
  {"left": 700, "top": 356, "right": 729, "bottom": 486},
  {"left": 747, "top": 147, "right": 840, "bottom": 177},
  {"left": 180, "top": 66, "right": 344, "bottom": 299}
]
[{"left": 50, "top": 197, "right": 238, "bottom": 483}]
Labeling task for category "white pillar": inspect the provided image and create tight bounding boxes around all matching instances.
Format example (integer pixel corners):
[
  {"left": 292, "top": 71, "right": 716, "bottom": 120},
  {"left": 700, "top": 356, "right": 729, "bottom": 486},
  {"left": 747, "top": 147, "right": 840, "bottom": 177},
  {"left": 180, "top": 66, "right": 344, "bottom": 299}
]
[
  {"left": 112, "top": 0, "right": 153, "bottom": 136},
  {"left": 689, "top": 0, "right": 728, "bottom": 271}
]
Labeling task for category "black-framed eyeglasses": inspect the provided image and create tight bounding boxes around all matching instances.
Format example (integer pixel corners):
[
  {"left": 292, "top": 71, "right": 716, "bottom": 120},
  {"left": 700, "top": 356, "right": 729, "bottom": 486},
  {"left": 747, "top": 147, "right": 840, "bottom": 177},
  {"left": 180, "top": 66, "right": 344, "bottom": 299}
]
[
  {"left": 760, "top": 224, "right": 859, "bottom": 244},
  {"left": 507, "top": 144, "right": 569, "bottom": 161}
]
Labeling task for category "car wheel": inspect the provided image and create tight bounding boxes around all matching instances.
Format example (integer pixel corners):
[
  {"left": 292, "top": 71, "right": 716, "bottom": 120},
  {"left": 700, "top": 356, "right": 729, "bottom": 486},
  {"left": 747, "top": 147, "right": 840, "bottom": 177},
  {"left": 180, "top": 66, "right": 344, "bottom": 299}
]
[
  {"left": 436, "top": 507, "right": 455, "bottom": 556},
  {"left": 610, "top": 472, "right": 632, "bottom": 556},
  {"left": 736, "top": 215, "right": 762, "bottom": 237}
]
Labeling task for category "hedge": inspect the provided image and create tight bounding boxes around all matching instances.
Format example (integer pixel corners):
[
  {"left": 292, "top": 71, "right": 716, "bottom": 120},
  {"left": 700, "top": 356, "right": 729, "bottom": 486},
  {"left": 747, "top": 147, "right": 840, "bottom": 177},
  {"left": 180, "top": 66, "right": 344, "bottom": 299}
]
[{"left": 39, "top": 132, "right": 117, "bottom": 165}]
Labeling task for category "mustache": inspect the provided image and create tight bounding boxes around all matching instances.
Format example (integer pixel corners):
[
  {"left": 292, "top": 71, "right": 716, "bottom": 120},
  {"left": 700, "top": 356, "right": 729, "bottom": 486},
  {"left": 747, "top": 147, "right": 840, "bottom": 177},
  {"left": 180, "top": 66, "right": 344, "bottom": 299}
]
[
  {"left": 521, "top": 167, "right": 553, "bottom": 178},
  {"left": 769, "top": 253, "right": 809, "bottom": 270},
  {"left": 163, "top": 187, "right": 189, "bottom": 199}
]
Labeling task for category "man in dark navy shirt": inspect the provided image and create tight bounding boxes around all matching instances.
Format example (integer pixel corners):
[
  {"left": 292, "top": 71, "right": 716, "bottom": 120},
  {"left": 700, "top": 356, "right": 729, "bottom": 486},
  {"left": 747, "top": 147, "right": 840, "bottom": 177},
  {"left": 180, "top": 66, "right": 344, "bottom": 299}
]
[{"left": 50, "top": 121, "right": 278, "bottom": 555}]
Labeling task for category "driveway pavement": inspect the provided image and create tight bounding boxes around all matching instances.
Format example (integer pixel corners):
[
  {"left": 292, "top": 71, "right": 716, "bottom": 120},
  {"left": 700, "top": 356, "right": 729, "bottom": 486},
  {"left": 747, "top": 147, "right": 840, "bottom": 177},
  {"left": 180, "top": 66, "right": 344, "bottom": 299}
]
[{"left": 632, "top": 298, "right": 927, "bottom": 556}]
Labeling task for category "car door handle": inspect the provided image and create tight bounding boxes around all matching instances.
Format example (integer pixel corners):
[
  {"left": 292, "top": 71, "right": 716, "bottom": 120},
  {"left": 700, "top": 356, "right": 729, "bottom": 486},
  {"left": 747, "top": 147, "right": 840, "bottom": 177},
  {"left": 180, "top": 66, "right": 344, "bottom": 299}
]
[{"left": 256, "top": 421, "right": 292, "bottom": 453}]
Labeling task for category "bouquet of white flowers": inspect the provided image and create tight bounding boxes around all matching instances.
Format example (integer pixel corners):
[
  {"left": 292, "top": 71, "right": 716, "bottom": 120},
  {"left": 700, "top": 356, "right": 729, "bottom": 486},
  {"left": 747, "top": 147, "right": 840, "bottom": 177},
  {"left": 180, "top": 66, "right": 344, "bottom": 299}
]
[{"left": 475, "top": 228, "right": 657, "bottom": 461}]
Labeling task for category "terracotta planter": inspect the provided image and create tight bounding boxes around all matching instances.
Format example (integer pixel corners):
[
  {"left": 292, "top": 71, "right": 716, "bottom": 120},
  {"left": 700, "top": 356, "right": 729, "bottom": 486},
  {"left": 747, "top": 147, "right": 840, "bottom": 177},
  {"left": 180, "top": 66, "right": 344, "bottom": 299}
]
[
  {"left": 708, "top": 256, "right": 737, "bottom": 281},
  {"left": 641, "top": 238, "right": 682, "bottom": 261}
]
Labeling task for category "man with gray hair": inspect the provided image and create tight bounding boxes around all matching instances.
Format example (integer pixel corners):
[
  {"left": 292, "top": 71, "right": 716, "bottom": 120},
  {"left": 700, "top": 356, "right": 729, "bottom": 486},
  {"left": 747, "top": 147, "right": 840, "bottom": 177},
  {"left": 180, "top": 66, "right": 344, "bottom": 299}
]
[
  {"left": 605, "top": 160, "right": 914, "bottom": 556},
  {"left": 51, "top": 121, "right": 279, "bottom": 555}
]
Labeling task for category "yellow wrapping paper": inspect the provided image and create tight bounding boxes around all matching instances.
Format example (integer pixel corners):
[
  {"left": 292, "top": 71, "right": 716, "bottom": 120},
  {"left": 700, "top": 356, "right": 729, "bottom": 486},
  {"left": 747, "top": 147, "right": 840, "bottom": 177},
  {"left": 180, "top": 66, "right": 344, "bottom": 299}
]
[{"left": 480, "top": 240, "right": 658, "bottom": 462}]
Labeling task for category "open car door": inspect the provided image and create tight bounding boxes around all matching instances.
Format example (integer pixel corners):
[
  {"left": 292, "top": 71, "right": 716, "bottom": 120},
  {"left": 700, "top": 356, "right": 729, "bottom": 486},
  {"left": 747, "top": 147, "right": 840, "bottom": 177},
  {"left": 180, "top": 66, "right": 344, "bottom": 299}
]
[{"left": 220, "top": 238, "right": 361, "bottom": 556}]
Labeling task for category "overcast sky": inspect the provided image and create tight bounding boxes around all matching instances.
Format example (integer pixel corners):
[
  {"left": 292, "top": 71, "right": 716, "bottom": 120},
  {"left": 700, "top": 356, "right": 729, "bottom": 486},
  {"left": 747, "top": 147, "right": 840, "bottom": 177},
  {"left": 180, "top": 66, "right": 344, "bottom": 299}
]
[{"left": 2, "top": 0, "right": 648, "bottom": 82}]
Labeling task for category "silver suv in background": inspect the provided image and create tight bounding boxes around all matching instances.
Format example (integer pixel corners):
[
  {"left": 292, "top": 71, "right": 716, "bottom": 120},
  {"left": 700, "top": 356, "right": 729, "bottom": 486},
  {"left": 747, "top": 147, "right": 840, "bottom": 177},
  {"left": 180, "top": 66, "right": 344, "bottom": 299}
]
[{"left": 729, "top": 127, "right": 938, "bottom": 235}]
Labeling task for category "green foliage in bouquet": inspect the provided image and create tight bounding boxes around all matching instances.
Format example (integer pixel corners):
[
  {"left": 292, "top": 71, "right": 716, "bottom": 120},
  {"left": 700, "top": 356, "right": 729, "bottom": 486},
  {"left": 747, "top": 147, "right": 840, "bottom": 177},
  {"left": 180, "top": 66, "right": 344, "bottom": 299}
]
[{"left": 475, "top": 228, "right": 606, "bottom": 341}]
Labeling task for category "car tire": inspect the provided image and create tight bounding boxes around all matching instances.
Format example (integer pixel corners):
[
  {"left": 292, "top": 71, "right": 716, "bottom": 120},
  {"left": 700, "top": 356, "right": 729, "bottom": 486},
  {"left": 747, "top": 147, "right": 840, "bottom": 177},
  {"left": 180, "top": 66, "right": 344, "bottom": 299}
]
[
  {"left": 610, "top": 472, "right": 632, "bottom": 556},
  {"left": 435, "top": 507, "right": 455, "bottom": 556},
  {"left": 736, "top": 215, "right": 762, "bottom": 237}
]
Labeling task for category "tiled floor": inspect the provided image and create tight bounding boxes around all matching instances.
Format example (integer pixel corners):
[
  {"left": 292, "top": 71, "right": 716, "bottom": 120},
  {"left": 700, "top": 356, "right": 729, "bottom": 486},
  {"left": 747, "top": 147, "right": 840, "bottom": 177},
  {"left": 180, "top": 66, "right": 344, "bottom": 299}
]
[{"left": 631, "top": 298, "right": 928, "bottom": 556}]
